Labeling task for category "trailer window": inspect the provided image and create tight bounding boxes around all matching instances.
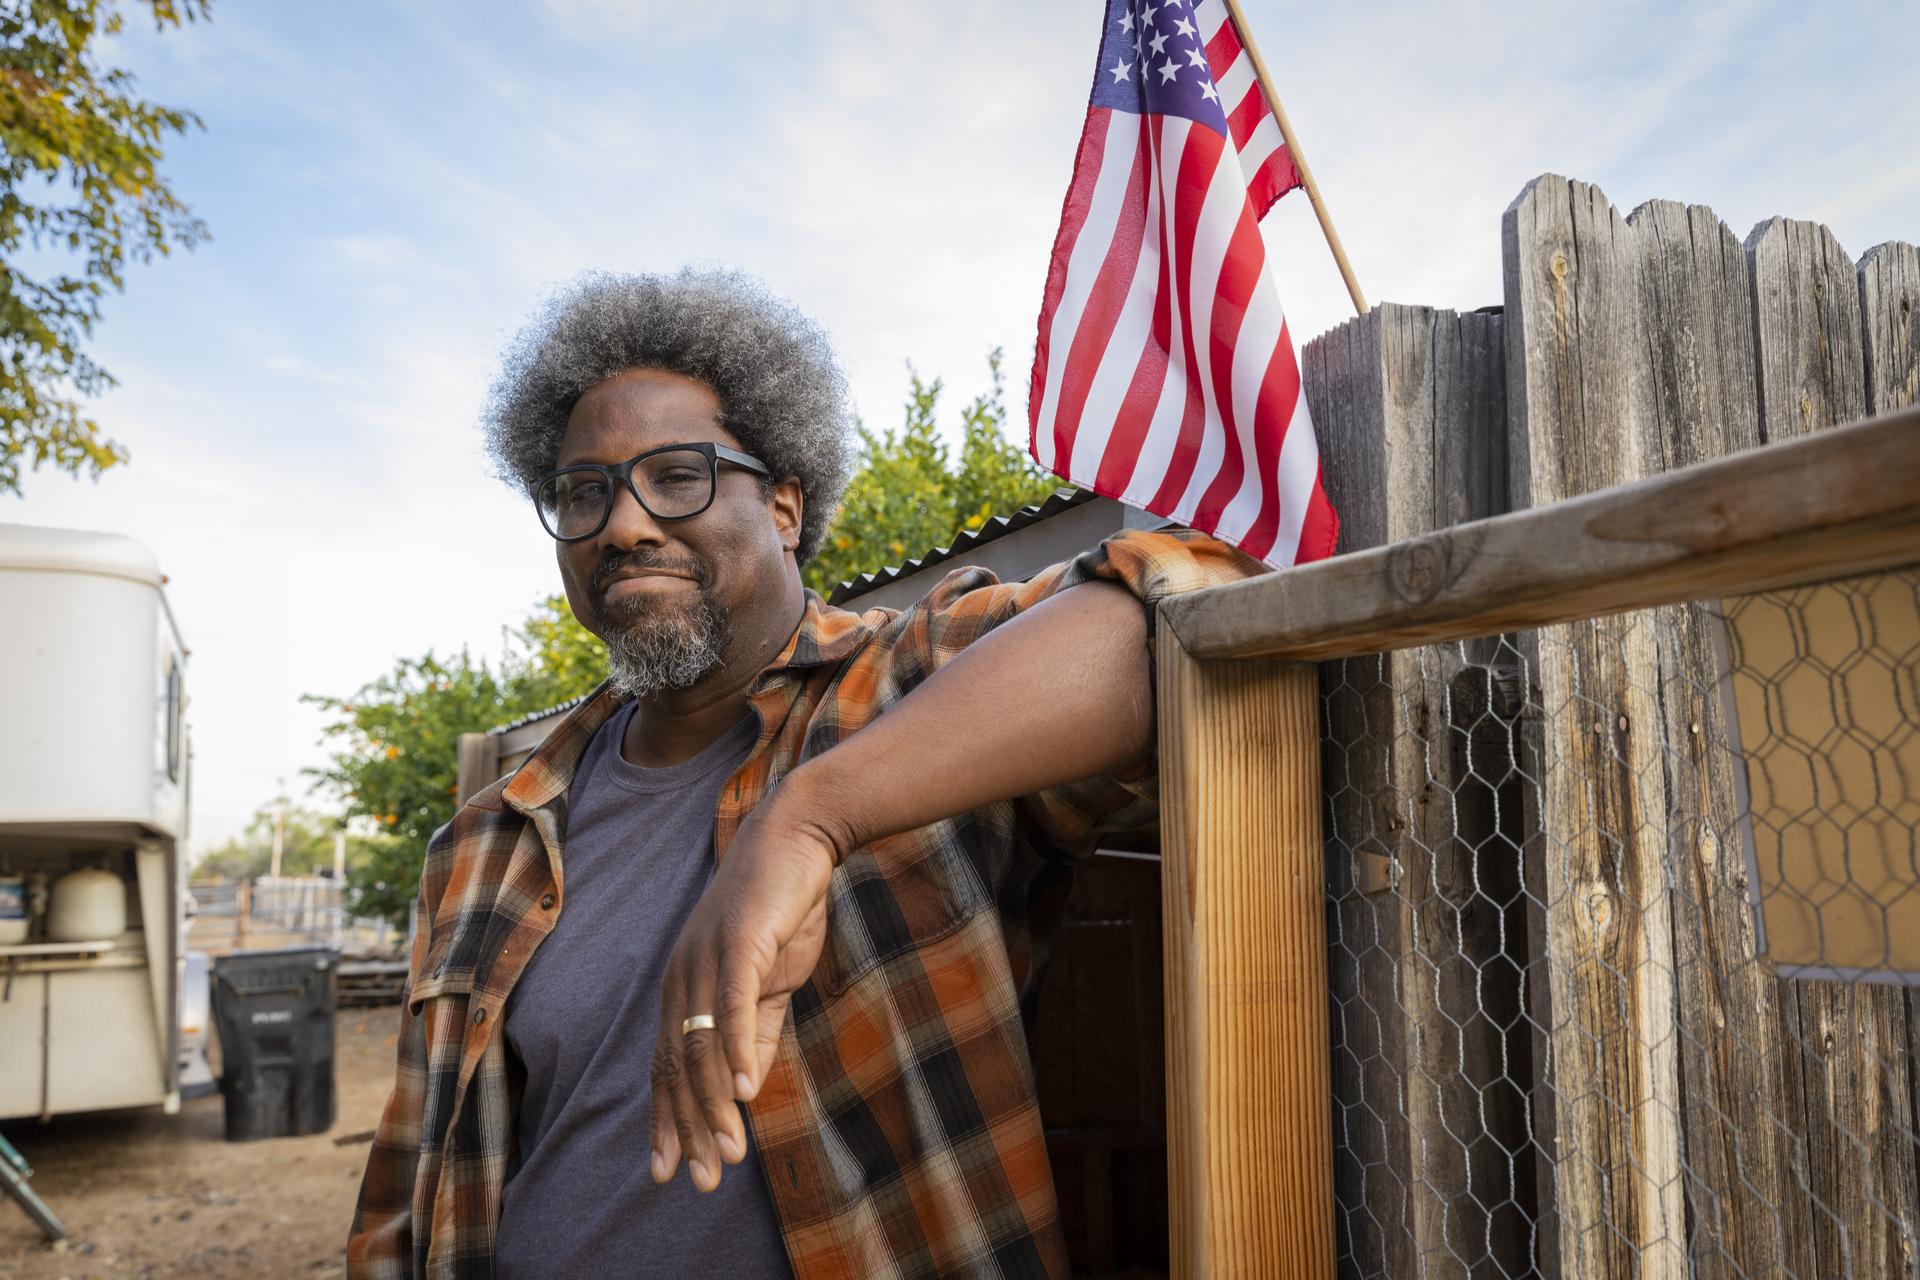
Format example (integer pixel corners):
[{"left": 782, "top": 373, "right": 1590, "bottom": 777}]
[{"left": 165, "top": 659, "right": 184, "bottom": 783}]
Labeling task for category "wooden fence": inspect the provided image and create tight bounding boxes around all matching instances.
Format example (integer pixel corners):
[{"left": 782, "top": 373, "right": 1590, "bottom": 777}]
[{"left": 1154, "top": 174, "right": 1919, "bottom": 1276}]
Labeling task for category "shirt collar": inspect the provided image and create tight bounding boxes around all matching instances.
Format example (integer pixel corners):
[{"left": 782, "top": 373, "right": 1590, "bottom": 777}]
[
  {"left": 501, "top": 589, "right": 874, "bottom": 815},
  {"left": 765, "top": 588, "right": 876, "bottom": 673}
]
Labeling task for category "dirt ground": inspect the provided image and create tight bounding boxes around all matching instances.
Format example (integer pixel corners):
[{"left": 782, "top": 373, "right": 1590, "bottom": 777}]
[{"left": 1, "top": 1006, "right": 401, "bottom": 1280}]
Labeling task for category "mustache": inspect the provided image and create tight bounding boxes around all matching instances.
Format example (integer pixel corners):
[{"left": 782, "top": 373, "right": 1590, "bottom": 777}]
[{"left": 590, "top": 549, "right": 711, "bottom": 595}]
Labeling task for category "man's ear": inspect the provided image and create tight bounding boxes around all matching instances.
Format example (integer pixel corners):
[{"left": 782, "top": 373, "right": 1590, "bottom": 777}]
[{"left": 769, "top": 478, "right": 804, "bottom": 554}]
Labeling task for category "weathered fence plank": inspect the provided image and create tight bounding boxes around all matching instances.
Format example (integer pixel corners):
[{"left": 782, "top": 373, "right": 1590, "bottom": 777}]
[
  {"left": 1852, "top": 236, "right": 1920, "bottom": 1280},
  {"left": 1749, "top": 216, "right": 1869, "bottom": 443},
  {"left": 1399, "top": 310, "right": 1529, "bottom": 1280},
  {"left": 1306, "top": 303, "right": 1521, "bottom": 1278},
  {"left": 1502, "top": 174, "right": 1686, "bottom": 1280},
  {"left": 1746, "top": 215, "right": 1920, "bottom": 1280},
  {"left": 1859, "top": 241, "right": 1920, "bottom": 415},
  {"left": 1304, "top": 310, "right": 1408, "bottom": 1280},
  {"left": 1628, "top": 196, "right": 1818, "bottom": 1280}
]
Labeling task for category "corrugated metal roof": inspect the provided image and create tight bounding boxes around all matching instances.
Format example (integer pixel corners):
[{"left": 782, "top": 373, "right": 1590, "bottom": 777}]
[
  {"left": 826, "top": 487, "right": 1092, "bottom": 605},
  {"left": 489, "top": 691, "right": 594, "bottom": 737}
]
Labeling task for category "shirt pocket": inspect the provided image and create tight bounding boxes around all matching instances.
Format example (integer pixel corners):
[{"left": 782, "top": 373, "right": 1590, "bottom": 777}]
[{"left": 814, "top": 829, "right": 988, "bottom": 997}]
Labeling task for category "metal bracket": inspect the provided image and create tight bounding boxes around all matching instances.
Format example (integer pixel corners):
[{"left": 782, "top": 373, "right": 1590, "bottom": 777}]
[{"left": 1356, "top": 851, "right": 1401, "bottom": 895}]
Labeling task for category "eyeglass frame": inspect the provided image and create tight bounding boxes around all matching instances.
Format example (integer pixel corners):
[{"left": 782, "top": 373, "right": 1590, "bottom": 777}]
[{"left": 531, "top": 440, "right": 773, "bottom": 543}]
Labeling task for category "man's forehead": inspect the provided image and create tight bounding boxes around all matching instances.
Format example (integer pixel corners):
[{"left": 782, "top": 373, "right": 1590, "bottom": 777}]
[{"left": 557, "top": 368, "right": 735, "bottom": 462}]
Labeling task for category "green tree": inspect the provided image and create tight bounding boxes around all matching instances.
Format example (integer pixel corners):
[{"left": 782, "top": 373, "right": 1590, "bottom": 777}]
[
  {"left": 304, "top": 648, "right": 564, "bottom": 929},
  {"left": 803, "top": 350, "right": 1064, "bottom": 595},
  {"left": 1, "top": 0, "right": 209, "bottom": 495},
  {"left": 518, "top": 593, "right": 608, "bottom": 706}
]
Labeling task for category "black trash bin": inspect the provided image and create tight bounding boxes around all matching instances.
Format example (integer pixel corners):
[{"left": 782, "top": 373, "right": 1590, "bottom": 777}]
[{"left": 211, "top": 946, "right": 337, "bottom": 1141}]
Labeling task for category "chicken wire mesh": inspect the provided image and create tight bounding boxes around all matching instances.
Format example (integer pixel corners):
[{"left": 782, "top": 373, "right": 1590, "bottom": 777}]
[{"left": 1319, "top": 568, "right": 1920, "bottom": 1280}]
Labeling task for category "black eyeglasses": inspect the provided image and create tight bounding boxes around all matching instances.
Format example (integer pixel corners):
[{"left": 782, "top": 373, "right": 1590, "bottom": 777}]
[{"left": 532, "top": 441, "right": 771, "bottom": 542}]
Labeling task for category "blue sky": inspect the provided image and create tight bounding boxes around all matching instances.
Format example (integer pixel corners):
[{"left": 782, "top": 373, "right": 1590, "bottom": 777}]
[{"left": 11, "top": 0, "right": 1917, "bottom": 853}]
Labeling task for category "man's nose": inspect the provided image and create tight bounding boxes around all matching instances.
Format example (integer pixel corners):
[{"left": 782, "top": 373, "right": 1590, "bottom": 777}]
[{"left": 599, "top": 477, "right": 670, "bottom": 549}]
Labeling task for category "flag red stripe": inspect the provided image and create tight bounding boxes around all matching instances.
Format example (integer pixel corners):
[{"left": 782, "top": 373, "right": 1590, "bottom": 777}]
[
  {"left": 1048, "top": 119, "right": 1151, "bottom": 470},
  {"left": 1092, "top": 157, "right": 1178, "bottom": 495},
  {"left": 1245, "top": 144, "right": 1300, "bottom": 219},
  {"left": 1091, "top": 338, "right": 1170, "bottom": 496},
  {"left": 1232, "top": 325, "right": 1305, "bottom": 560},
  {"left": 1028, "top": 108, "right": 1112, "bottom": 450},
  {"left": 1189, "top": 199, "right": 1267, "bottom": 530},
  {"left": 1289, "top": 459, "right": 1340, "bottom": 563},
  {"left": 1226, "top": 82, "right": 1266, "bottom": 150},
  {"left": 1147, "top": 121, "right": 1224, "bottom": 514},
  {"left": 1204, "top": 20, "right": 1241, "bottom": 82}
]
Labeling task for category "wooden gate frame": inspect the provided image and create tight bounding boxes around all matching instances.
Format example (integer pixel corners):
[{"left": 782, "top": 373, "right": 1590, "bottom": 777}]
[{"left": 1151, "top": 406, "right": 1920, "bottom": 1276}]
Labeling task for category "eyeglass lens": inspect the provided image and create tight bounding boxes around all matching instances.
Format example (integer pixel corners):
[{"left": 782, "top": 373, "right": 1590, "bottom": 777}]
[{"left": 537, "top": 447, "right": 714, "bottom": 539}]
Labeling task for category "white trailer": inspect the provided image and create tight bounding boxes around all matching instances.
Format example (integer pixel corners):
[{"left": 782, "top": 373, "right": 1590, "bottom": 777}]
[{"left": 0, "top": 523, "right": 213, "bottom": 1121}]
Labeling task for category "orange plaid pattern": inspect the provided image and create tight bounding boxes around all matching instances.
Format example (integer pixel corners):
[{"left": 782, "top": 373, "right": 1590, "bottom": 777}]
[{"left": 348, "top": 528, "right": 1261, "bottom": 1279}]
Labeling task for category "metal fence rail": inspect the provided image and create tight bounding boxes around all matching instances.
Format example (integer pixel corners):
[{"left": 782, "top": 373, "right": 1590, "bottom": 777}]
[{"left": 189, "top": 876, "right": 394, "bottom": 955}]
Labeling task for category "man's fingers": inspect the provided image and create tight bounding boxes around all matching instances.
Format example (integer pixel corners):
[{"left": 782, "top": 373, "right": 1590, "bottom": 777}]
[
  {"left": 661, "top": 1038, "right": 724, "bottom": 1193},
  {"left": 681, "top": 957, "right": 746, "bottom": 1169},
  {"left": 747, "top": 996, "right": 788, "bottom": 1099},
  {"left": 647, "top": 1061, "right": 681, "bottom": 1184},
  {"left": 650, "top": 960, "right": 692, "bottom": 1184},
  {"left": 717, "top": 942, "right": 764, "bottom": 1102}
]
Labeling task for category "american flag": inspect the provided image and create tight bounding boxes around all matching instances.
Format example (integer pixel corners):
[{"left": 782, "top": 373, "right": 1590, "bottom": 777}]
[{"left": 1028, "top": 0, "right": 1339, "bottom": 568}]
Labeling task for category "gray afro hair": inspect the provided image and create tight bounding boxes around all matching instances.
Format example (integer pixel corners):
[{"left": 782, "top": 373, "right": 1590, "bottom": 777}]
[{"left": 484, "top": 268, "right": 854, "bottom": 564}]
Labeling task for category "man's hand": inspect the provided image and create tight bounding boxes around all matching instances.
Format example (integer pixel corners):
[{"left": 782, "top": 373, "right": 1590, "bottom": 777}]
[{"left": 649, "top": 790, "right": 840, "bottom": 1193}]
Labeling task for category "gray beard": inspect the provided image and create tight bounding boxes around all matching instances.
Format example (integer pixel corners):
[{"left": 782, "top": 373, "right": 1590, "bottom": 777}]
[{"left": 599, "top": 591, "right": 731, "bottom": 699}]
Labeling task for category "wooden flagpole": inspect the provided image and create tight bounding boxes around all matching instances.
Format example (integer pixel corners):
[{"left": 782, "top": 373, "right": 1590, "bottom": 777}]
[{"left": 1221, "top": 0, "right": 1368, "bottom": 316}]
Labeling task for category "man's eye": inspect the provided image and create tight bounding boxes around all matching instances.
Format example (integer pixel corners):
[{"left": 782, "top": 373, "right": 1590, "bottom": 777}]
[
  {"left": 653, "top": 470, "right": 705, "bottom": 488},
  {"left": 563, "top": 481, "right": 607, "bottom": 506}
]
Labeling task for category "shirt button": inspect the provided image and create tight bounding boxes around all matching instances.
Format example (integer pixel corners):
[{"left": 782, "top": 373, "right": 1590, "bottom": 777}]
[
  {"left": 473, "top": 1006, "right": 488, "bottom": 1025},
  {"left": 539, "top": 893, "right": 556, "bottom": 910}
]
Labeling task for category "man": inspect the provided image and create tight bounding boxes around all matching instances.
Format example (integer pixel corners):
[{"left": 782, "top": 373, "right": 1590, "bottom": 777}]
[{"left": 349, "top": 269, "right": 1261, "bottom": 1279}]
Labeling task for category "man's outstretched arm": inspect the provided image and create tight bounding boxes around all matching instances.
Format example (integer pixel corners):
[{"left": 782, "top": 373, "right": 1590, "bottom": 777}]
[{"left": 648, "top": 579, "right": 1158, "bottom": 1193}]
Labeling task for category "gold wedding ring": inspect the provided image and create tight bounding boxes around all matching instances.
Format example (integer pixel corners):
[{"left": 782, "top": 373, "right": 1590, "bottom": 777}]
[{"left": 681, "top": 1013, "right": 718, "bottom": 1035}]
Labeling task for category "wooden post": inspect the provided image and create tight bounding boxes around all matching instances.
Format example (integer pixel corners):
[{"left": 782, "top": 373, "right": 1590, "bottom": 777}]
[
  {"left": 456, "top": 732, "right": 502, "bottom": 809},
  {"left": 233, "top": 879, "right": 251, "bottom": 952},
  {"left": 1156, "top": 632, "right": 1331, "bottom": 1277},
  {"left": 269, "top": 786, "right": 286, "bottom": 880},
  {"left": 1746, "top": 214, "right": 1920, "bottom": 1279}
]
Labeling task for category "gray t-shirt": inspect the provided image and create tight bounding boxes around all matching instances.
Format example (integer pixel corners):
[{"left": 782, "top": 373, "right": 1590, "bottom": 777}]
[{"left": 496, "top": 702, "right": 791, "bottom": 1280}]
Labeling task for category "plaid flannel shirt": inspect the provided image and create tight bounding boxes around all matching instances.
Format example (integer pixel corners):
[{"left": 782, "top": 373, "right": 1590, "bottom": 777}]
[{"left": 348, "top": 527, "right": 1260, "bottom": 1279}]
